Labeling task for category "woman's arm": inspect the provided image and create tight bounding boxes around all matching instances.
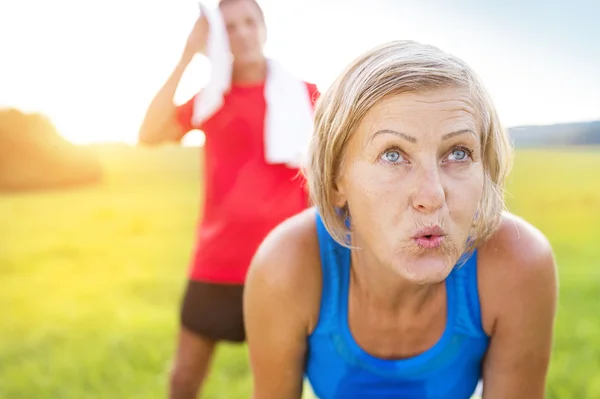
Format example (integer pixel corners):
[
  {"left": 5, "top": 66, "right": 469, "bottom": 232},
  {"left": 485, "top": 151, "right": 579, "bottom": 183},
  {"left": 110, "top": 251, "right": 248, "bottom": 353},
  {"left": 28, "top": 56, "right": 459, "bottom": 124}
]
[
  {"left": 481, "top": 215, "right": 558, "bottom": 398},
  {"left": 244, "top": 211, "right": 321, "bottom": 399}
]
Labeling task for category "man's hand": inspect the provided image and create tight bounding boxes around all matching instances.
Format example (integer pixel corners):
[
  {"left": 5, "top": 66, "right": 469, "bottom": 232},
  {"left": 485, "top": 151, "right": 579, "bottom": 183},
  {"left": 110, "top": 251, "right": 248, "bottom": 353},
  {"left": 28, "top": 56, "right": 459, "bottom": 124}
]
[{"left": 181, "top": 15, "right": 209, "bottom": 63}]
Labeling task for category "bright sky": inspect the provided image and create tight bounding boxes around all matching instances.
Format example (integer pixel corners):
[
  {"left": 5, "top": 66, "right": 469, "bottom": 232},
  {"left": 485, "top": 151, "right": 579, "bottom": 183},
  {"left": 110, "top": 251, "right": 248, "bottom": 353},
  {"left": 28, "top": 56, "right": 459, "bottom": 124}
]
[{"left": 1, "top": 0, "right": 599, "bottom": 145}]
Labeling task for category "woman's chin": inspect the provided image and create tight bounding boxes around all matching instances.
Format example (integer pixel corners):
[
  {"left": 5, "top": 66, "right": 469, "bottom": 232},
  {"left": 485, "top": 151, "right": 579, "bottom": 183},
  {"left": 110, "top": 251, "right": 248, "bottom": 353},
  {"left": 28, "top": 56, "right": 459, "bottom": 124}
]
[{"left": 393, "top": 255, "right": 455, "bottom": 285}]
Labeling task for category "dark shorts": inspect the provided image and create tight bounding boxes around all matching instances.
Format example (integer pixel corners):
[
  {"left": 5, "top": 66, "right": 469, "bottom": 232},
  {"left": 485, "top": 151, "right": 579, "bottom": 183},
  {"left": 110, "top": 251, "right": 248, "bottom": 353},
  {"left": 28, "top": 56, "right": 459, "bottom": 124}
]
[{"left": 180, "top": 280, "right": 246, "bottom": 342}]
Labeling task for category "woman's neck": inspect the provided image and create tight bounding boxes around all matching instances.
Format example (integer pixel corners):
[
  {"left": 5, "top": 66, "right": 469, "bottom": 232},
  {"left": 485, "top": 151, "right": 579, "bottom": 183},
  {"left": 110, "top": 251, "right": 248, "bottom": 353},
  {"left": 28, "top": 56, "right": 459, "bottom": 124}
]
[{"left": 350, "top": 247, "right": 443, "bottom": 314}]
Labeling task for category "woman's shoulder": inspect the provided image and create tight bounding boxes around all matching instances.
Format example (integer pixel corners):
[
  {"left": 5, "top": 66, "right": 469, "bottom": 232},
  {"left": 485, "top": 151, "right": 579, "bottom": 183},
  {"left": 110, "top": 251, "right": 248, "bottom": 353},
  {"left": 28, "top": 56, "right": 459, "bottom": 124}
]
[
  {"left": 479, "top": 212, "right": 555, "bottom": 274},
  {"left": 245, "top": 207, "right": 323, "bottom": 331},
  {"left": 477, "top": 212, "right": 557, "bottom": 334},
  {"left": 250, "top": 207, "right": 321, "bottom": 270}
]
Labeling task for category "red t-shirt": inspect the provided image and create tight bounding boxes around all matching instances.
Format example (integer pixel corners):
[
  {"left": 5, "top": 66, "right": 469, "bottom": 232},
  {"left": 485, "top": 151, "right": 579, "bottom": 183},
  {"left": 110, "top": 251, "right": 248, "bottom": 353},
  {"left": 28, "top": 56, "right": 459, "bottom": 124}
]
[{"left": 177, "top": 81, "right": 320, "bottom": 284}]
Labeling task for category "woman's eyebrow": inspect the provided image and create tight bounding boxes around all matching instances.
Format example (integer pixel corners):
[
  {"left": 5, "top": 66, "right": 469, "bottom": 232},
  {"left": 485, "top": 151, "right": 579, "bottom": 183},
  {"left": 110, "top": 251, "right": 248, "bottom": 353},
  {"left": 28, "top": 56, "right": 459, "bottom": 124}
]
[{"left": 368, "top": 128, "right": 476, "bottom": 145}]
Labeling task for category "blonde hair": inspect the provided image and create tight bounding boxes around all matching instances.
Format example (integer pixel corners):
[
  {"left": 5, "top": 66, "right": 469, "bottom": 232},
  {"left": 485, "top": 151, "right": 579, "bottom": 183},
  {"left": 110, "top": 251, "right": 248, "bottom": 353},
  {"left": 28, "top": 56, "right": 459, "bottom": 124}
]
[{"left": 306, "top": 40, "right": 514, "bottom": 249}]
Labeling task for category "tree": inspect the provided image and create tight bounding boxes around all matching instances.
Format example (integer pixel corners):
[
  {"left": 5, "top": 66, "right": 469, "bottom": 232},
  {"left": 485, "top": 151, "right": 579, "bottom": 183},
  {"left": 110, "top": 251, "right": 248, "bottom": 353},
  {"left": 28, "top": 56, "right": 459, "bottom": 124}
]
[{"left": 0, "top": 108, "right": 102, "bottom": 192}]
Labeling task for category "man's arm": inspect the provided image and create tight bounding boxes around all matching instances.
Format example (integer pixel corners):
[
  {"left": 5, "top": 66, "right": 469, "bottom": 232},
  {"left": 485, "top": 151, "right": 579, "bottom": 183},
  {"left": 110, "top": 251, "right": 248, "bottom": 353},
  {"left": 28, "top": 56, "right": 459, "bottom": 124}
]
[
  {"left": 138, "top": 60, "right": 191, "bottom": 145},
  {"left": 138, "top": 16, "right": 208, "bottom": 145},
  {"left": 481, "top": 217, "right": 558, "bottom": 398}
]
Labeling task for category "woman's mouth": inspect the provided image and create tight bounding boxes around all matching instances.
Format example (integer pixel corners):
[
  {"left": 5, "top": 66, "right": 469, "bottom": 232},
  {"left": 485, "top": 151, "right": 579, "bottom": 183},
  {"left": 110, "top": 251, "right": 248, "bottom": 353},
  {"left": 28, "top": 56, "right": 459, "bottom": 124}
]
[{"left": 412, "top": 226, "right": 446, "bottom": 249}]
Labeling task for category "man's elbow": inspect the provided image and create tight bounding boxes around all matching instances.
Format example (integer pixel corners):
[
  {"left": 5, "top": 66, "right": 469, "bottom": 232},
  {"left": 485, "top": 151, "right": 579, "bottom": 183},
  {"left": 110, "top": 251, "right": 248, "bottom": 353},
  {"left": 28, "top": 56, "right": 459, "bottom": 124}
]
[
  {"left": 137, "top": 129, "right": 161, "bottom": 146},
  {"left": 138, "top": 124, "right": 174, "bottom": 146}
]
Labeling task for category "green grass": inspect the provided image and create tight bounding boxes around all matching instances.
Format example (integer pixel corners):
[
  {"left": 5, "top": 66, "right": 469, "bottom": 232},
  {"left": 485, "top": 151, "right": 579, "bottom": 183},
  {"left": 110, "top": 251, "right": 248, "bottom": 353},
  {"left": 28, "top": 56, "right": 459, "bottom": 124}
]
[{"left": 1, "top": 145, "right": 598, "bottom": 398}]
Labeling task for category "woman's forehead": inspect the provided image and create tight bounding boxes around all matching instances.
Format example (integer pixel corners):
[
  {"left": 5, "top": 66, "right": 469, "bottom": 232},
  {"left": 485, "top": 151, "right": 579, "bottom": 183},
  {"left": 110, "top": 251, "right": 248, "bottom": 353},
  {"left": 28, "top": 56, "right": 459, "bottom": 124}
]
[
  {"left": 358, "top": 89, "right": 480, "bottom": 136},
  {"left": 371, "top": 89, "right": 476, "bottom": 114}
]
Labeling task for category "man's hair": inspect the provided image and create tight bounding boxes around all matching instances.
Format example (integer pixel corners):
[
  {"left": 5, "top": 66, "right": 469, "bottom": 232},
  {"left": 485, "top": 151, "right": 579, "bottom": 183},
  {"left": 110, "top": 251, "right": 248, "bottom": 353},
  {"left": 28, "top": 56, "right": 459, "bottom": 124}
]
[
  {"left": 218, "top": 0, "right": 265, "bottom": 21},
  {"left": 306, "top": 40, "right": 514, "bottom": 251}
]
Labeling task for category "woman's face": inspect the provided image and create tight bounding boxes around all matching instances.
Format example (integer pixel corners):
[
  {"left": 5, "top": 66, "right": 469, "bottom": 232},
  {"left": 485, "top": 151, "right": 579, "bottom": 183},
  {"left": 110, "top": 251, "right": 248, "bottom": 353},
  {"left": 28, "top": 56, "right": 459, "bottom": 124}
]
[{"left": 337, "top": 87, "right": 485, "bottom": 284}]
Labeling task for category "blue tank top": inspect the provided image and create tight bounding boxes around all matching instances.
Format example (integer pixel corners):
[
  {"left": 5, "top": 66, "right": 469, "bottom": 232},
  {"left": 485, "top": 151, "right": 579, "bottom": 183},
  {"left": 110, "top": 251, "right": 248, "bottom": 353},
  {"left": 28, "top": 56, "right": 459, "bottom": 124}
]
[{"left": 304, "top": 213, "right": 489, "bottom": 399}]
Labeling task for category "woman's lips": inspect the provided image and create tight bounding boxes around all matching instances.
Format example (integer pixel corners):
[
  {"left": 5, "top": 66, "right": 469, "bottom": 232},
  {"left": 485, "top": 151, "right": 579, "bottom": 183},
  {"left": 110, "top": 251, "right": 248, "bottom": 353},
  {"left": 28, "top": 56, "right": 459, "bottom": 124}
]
[
  {"left": 413, "top": 235, "right": 445, "bottom": 249},
  {"left": 412, "top": 225, "right": 446, "bottom": 249}
]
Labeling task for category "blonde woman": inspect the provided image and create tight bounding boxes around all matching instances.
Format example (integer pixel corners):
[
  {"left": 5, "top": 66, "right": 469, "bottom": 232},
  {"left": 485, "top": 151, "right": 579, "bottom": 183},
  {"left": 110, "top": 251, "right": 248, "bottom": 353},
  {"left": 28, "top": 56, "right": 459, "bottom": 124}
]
[{"left": 244, "top": 40, "right": 557, "bottom": 399}]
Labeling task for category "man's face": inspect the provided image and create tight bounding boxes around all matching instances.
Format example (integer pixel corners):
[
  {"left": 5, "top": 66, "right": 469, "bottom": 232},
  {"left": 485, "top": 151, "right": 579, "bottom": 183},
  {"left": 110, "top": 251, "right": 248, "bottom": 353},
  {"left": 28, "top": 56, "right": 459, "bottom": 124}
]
[{"left": 221, "top": 0, "right": 266, "bottom": 65}]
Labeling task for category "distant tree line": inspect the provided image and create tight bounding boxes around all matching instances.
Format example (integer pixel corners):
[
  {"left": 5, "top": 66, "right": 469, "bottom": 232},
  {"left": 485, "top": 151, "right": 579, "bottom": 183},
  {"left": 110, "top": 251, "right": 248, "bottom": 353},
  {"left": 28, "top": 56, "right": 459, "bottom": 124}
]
[
  {"left": 509, "top": 120, "right": 600, "bottom": 148},
  {"left": 0, "top": 108, "right": 102, "bottom": 192}
]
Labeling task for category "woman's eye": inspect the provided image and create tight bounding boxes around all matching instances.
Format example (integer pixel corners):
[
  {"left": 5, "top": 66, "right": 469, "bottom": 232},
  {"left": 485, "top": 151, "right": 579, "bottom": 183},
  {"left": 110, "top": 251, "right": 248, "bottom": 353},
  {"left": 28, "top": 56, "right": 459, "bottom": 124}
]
[
  {"left": 382, "top": 150, "right": 404, "bottom": 163},
  {"left": 447, "top": 148, "right": 470, "bottom": 161}
]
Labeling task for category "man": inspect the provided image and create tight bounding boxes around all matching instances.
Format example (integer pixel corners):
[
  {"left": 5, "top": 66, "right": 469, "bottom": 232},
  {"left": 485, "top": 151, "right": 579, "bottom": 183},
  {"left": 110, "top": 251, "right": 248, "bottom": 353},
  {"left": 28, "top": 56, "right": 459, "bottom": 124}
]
[{"left": 138, "top": 1, "right": 319, "bottom": 398}]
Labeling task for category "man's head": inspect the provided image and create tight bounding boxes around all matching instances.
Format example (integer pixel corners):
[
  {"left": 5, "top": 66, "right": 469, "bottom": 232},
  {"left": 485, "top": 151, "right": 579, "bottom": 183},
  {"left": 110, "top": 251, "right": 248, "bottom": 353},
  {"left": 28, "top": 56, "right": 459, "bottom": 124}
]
[{"left": 219, "top": 0, "right": 266, "bottom": 65}]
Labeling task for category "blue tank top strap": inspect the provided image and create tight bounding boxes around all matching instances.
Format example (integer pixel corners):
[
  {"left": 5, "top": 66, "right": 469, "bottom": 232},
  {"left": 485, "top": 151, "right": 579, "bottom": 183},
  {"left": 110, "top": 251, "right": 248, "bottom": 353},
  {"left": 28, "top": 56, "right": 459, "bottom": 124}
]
[
  {"left": 450, "top": 250, "right": 488, "bottom": 338},
  {"left": 313, "top": 212, "right": 348, "bottom": 335}
]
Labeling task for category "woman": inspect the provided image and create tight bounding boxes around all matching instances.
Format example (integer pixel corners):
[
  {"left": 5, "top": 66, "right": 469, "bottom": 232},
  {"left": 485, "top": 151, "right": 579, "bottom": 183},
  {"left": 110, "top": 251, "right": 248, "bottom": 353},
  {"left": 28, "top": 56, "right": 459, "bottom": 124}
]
[
  {"left": 244, "top": 40, "right": 557, "bottom": 399},
  {"left": 138, "top": 0, "right": 317, "bottom": 398}
]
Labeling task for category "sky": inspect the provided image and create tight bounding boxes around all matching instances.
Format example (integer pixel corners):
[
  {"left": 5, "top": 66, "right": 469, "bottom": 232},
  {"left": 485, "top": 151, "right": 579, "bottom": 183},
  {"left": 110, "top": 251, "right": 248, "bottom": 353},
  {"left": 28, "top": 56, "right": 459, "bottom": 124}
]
[{"left": 0, "top": 0, "right": 598, "bottom": 145}]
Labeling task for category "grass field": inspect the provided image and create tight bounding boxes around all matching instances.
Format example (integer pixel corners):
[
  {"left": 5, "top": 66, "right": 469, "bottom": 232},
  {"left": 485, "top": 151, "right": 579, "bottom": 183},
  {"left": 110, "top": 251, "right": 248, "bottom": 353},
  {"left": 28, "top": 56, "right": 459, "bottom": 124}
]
[{"left": 1, "top": 144, "right": 599, "bottom": 398}]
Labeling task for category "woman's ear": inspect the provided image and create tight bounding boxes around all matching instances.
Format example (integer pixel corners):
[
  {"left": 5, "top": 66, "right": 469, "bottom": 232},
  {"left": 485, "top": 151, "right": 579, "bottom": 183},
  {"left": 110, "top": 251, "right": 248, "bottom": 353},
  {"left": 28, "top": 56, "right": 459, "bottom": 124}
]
[{"left": 333, "top": 175, "right": 347, "bottom": 208}]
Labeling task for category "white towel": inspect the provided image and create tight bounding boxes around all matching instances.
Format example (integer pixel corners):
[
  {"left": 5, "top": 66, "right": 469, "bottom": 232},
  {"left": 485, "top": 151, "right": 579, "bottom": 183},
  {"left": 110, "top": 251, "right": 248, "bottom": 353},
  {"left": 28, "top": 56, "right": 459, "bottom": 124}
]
[
  {"left": 191, "top": 2, "right": 232, "bottom": 125},
  {"left": 192, "top": 2, "right": 315, "bottom": 168}
]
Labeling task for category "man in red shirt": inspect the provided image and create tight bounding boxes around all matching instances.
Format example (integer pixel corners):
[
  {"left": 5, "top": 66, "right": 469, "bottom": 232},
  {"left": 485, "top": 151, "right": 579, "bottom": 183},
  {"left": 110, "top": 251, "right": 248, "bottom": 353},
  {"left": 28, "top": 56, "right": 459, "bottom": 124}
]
[{"left": 138, "top": 0, "right": 318, "bottom": 398}]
